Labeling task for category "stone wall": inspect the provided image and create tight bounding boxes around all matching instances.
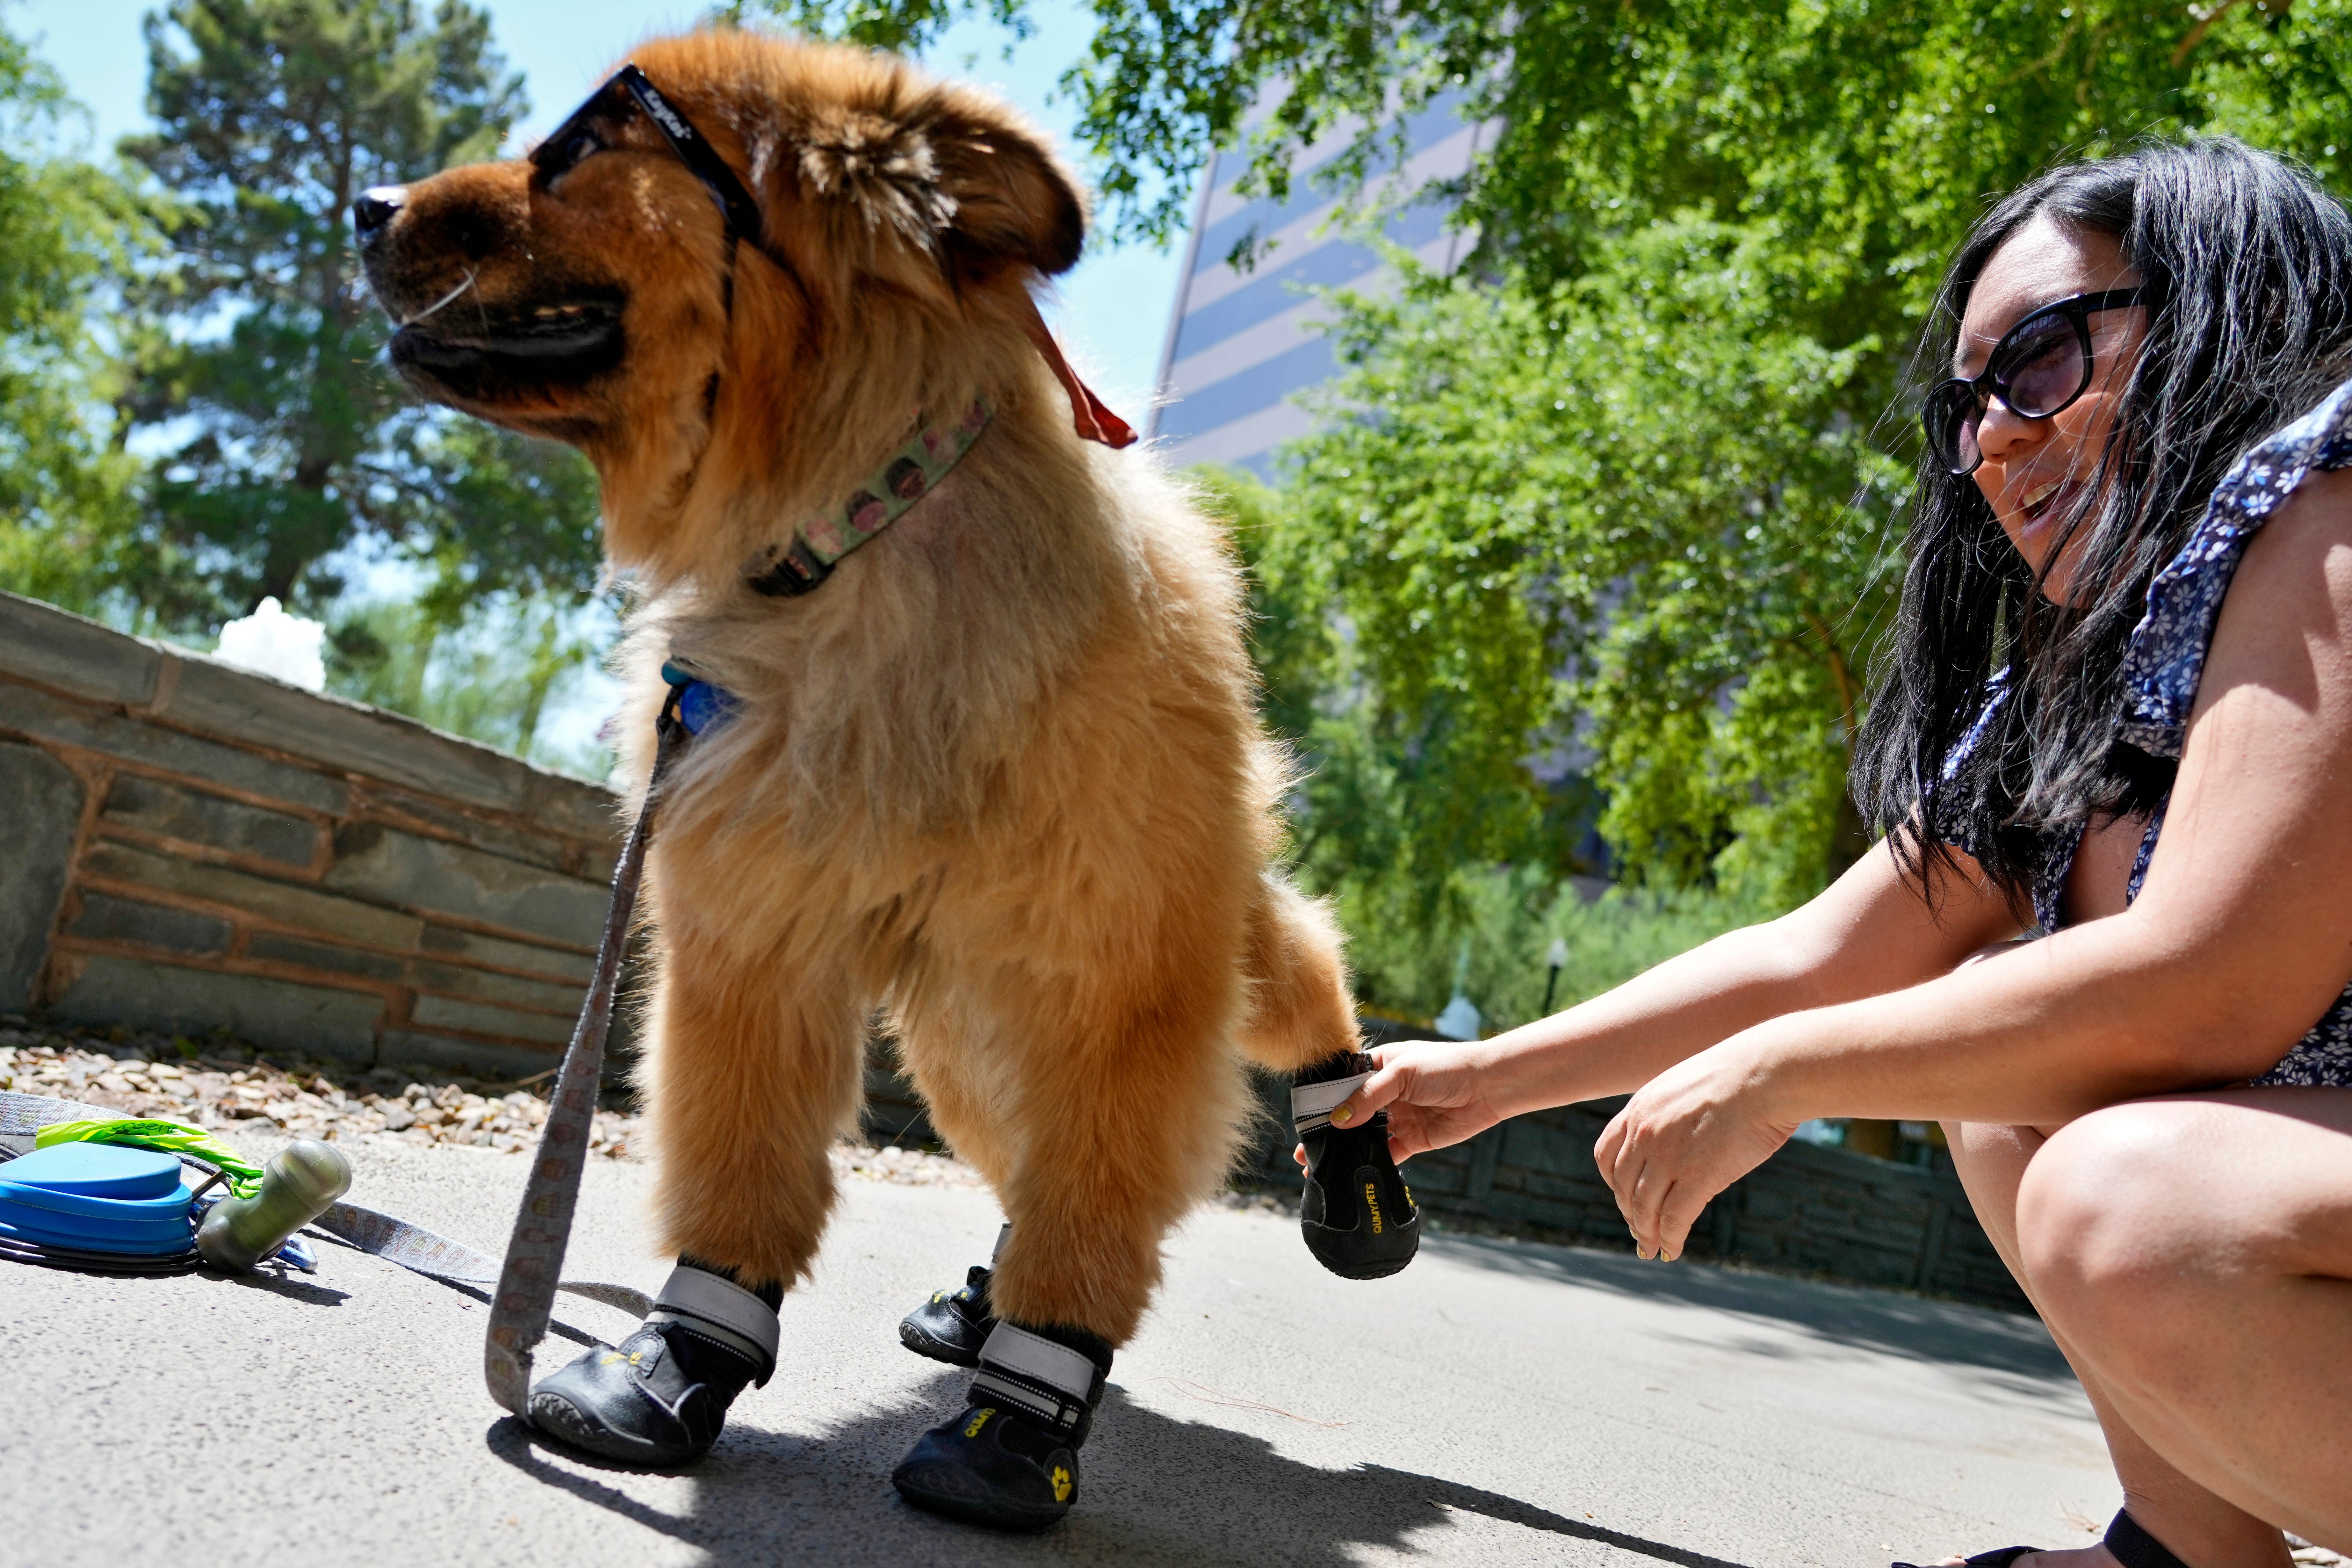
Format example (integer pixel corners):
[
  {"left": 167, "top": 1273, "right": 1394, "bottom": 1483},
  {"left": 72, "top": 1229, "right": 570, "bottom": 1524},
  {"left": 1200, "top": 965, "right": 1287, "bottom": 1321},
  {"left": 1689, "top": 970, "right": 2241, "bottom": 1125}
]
[{"left": 0, "top": 592, "right": 622, "bottom": 1078}]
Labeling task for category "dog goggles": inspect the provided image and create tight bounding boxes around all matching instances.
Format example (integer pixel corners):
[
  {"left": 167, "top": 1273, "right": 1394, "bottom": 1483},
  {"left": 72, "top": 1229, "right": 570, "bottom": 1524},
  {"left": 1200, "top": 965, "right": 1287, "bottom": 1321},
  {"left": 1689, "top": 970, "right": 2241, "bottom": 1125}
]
[{"left": 534, "top": 64, "right": 766, "bottom": 249}]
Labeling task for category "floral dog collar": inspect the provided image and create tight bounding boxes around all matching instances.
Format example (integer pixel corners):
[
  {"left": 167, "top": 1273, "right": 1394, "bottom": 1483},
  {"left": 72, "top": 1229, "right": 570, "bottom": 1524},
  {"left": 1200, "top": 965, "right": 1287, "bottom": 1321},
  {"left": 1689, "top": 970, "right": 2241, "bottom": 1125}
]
[{"left": 744, "top": 401, "right": 992, "bottom": 597}]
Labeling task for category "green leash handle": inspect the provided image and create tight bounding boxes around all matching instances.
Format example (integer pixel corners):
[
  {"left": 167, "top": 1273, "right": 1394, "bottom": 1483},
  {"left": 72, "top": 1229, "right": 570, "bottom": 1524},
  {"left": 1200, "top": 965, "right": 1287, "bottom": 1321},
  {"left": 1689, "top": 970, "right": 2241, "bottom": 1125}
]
[
  {"left": 196, "top": 1138, "right": 352, "bottom": 1271},
  {"left": 35, "top": 1116, "right": 266, "bottom": 1197}
]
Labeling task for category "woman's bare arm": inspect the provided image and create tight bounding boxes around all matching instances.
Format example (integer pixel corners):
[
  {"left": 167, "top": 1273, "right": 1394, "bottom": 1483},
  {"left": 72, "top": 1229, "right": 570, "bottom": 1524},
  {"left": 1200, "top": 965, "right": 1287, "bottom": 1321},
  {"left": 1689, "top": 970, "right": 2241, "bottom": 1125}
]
[
  {"left": 1351, "top": 831, "right": 2025, "bottom": 1159},
  {"left": 1738, "top": 466, "right": 2352, "bottom": 1125}
]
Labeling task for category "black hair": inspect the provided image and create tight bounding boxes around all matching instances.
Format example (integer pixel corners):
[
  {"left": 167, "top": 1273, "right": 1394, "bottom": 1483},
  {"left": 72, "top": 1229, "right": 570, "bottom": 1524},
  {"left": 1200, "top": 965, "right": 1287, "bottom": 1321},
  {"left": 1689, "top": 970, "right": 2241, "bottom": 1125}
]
[{"left": 1853, "top": 136, "right": 2352, "bottom": 909}]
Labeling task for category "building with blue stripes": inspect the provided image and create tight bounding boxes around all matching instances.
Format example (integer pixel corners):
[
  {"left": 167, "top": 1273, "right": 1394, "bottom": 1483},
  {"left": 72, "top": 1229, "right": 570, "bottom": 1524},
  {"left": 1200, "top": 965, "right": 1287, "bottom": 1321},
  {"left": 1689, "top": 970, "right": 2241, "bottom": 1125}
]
[{"left": 1150, "top": 94, "right": 1486, "bottom": 477}]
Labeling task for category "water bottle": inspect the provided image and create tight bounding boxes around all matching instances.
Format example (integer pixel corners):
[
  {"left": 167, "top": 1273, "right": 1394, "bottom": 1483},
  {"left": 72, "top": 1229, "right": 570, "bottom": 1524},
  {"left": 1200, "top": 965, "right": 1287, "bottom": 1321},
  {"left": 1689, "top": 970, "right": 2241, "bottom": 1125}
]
[{"left": 197, "top": 1138, "right": 352, "bottom": 1272}]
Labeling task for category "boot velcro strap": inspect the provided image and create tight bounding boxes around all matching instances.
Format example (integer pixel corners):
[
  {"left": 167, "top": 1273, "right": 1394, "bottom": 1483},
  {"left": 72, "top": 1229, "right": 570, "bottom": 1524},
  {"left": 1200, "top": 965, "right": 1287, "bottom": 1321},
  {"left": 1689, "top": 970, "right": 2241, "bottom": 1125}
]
[
  {"left": 973, "top": 1322, "right": 1100, "bottom": 1432},
  {"left": 651, "top": 1263, "right": 780, "bottom": 1374},
  {"left": 1292, "top": 1071, "right": 1370, "bottom": 1136}
]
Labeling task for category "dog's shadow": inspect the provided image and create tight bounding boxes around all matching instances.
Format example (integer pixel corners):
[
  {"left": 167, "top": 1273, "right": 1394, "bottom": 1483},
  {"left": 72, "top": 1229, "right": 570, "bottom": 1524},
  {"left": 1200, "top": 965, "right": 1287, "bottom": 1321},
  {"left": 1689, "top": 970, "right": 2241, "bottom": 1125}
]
[{"left": 486, "top": 1366, "right": 1755, "bottom": 1568}]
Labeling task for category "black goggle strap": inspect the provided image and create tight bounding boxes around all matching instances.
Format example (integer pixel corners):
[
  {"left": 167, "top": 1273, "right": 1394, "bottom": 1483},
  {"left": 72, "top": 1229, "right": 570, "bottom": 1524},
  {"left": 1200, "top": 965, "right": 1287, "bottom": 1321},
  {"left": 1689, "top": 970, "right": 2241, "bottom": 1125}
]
[{"left": 613, "top": 63, "right": 766, "bottom": 247}]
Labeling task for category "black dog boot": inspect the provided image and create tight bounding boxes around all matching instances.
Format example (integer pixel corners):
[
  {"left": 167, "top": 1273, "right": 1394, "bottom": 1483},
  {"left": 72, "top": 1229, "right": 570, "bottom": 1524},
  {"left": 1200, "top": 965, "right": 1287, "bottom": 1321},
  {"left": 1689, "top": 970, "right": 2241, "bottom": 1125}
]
[
  {"left": 892, "top": 1319, "right": 1110, "bottom": 1532},
  {"left": 1295, "top": 1050, "right": 1420, "bottom": 1279},
  {"left": 899, "top": 1222, "right": 1007, "bottom": 1367},
  {"left": 525, "top": 1257, "right": 780, "bottom": 1467}
]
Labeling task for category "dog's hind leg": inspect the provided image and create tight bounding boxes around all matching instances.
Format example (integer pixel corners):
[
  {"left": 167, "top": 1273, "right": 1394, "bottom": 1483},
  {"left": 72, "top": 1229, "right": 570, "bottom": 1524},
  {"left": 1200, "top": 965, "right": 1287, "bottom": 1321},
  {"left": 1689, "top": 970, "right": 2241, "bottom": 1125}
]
[
  {"left": 523, "top": 929, "right": 868, "bottom": 1469},
  {"left": 888, "top": 1013, "right": 1017, "bottom": 1369},
  {"left": 1232, "top": 872, "right": 1421, "bottom": 1283},
  {"left": 1234, "top": 871, "right": 1359, "bottom": 1074}
]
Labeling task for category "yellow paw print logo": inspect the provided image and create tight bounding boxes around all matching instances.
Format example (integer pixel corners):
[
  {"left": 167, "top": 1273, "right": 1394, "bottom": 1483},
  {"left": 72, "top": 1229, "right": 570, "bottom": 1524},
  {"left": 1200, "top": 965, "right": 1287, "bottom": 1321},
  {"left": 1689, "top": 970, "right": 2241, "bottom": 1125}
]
[{"left": 1050, "top": 1465, "right": 1072, "bottom": 1503}]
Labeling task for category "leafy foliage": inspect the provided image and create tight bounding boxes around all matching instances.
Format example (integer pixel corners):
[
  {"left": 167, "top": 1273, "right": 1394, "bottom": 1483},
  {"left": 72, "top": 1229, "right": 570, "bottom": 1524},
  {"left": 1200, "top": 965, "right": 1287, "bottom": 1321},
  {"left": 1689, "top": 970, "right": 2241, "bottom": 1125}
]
[
  {"left": 1271, "top": 224, "right": 1907, "bottom": 905},
  {"left": 759, "top": 0, "right": 2352, "bottom": 263},
  {"left": 120, "top": 0, "right": 603, "bottom": 628},
  {"left": 0, "top": 10, "right": 159, "bottom": 617},
  {"left": 1419, "top": 875, "right": 1769, "bottom": 1033}
]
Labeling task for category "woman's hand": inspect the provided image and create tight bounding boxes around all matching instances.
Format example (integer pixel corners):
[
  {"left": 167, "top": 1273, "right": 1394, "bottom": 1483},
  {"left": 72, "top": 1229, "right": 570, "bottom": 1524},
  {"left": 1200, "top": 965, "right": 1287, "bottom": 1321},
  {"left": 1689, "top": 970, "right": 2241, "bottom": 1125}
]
[
  {"left": 1595, "top": 1032, "right": 1801, "bottom": 1261},
  {"left": 1291, "top": 1039, "right": 1516, "bottom": 1170}
]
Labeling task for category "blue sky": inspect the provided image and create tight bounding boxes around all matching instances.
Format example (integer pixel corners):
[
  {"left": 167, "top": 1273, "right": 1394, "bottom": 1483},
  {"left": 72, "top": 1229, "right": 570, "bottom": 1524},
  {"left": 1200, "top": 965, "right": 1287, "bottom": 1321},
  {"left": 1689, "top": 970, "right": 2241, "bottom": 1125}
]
[{"left": 19, "top": 0, "right": 1192, "bottom": 416}]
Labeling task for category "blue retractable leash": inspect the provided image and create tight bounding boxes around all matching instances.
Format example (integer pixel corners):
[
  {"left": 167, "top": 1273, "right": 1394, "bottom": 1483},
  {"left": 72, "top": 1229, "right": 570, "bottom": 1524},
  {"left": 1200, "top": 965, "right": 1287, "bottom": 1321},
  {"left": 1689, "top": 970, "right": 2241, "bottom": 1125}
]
[
  {"left": 0, "top": 1103, "right": 334, "bottom": 1274},
  {"left": 2, "top": 1093, "right": 652, "bottom": 1319}
]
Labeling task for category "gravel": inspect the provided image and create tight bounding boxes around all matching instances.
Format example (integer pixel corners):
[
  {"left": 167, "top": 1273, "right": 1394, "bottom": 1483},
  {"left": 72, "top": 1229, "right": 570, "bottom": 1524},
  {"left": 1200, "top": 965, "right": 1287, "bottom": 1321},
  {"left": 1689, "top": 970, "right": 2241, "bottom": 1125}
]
[{"left": 0, "top": 1017, "right": 982, "bottom": 1189}]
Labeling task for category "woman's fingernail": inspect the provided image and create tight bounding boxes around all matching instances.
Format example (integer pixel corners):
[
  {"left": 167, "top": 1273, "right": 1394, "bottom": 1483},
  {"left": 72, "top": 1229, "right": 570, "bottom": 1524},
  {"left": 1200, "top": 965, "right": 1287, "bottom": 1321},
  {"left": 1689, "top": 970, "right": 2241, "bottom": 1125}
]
[
  {"left": 1634, "top": 1245, "right": 1652, "bottom": 1261},
  {"left": 1331, "top": 1104, "right": 1353, "bottom": 1126}
]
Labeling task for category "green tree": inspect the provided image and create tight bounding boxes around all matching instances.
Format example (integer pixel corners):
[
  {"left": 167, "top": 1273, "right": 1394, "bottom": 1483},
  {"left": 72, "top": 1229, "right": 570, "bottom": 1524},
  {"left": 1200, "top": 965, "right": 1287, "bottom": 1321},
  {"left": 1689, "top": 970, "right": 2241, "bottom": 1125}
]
[
  {"left": 122, "top": 0, "right": 600, "bottom": 623},
  {"left": 0, "top": 10, "right": 158, "bottom": 616},
  {"left": 322, "top": 416, "right": 614, "bottom": 779},
  {"left": 1268, "top": 223, "right": 1906, "bottom": 907}
]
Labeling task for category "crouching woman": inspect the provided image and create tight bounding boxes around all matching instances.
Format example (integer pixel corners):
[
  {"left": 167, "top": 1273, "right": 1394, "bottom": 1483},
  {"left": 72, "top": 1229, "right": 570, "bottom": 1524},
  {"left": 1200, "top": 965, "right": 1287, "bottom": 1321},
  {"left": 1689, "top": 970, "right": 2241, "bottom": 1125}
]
[{"left": 1327, "top": 137, "right": 2352, "bottom": 1567}]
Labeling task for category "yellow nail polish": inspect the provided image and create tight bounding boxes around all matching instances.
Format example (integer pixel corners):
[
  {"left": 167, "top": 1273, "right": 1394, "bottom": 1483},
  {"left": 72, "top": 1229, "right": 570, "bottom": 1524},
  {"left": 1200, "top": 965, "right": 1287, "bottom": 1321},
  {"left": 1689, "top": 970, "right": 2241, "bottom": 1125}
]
[{"left": 1331, "top": 1104, "right": 1353, "bottom": 1126}]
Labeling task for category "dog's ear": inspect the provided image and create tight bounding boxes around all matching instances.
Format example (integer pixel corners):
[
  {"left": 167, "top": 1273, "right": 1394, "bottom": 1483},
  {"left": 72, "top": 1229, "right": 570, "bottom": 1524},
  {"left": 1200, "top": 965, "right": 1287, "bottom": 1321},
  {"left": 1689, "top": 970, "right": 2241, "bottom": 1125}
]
[
  {"left": 781, "top": 60, "right": 1091, "bottom": 285},
  {"left": 790, "top": 109, "right": 957, "bottom": 258},
  {"left": 787, "top": 93, "right": 1084, "bottom": 282},
  {"left": 924, "top": 101, "right": 1086, "bottom": 279}
]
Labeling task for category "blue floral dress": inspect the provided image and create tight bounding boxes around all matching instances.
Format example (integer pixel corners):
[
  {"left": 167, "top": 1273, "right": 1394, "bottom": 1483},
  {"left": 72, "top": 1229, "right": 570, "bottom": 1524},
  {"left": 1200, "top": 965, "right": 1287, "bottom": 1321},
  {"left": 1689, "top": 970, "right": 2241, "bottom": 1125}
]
[{"left": 1962, "top": 377, "right": 2352, "bottom": 1088}]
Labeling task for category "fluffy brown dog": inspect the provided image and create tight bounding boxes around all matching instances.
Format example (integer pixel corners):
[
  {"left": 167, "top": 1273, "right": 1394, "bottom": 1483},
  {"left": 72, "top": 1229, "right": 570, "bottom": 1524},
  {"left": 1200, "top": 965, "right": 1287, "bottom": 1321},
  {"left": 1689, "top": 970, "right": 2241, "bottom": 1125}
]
[{"left": 357, "top": 29, "right": 1365, "bottom": 1527}]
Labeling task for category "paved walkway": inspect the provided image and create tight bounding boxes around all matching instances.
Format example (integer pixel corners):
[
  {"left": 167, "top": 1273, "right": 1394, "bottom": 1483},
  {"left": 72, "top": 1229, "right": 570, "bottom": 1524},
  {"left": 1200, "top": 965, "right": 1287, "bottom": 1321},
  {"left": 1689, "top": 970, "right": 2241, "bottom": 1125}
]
[{"left": 5, "top": 1136, "right": 2114, "bottom": 1567}]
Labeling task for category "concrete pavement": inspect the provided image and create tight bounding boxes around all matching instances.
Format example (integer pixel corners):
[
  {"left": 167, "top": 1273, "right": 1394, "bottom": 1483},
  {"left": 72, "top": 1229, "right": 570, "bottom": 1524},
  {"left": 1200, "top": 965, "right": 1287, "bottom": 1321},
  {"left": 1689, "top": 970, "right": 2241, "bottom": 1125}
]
[{"left": 3, "top": 1134, "right": 2114, "bottom": 1567}]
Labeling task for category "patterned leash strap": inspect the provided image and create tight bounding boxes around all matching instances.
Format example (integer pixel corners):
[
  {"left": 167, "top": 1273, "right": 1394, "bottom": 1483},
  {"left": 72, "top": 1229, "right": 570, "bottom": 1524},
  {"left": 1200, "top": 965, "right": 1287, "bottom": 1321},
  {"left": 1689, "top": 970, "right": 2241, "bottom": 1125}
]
[
  {"left": 314, "top": 1200, "right": 649, "bottom": 1317},
  {"left": 0, "top": 1089, "right": 132, "bottom": 1145},
  {"left": 483, "top": 682, "right": 690, "bottom": 1414}
]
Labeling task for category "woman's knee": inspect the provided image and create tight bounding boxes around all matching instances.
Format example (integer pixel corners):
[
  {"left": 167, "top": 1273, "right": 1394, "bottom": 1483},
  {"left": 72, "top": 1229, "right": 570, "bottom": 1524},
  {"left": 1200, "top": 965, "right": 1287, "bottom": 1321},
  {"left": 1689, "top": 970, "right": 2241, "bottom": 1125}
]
[{"left": 2016, "top": 1101, "right": 2234, "bottom": 1363}]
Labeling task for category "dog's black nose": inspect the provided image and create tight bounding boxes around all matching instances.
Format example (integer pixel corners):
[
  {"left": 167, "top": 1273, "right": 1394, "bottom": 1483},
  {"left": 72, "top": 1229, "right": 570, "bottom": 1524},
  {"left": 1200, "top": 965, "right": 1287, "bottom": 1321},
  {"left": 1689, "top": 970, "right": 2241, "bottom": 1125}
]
[{"left": 352, "top": 186, "right": 405, "bottom": 238}]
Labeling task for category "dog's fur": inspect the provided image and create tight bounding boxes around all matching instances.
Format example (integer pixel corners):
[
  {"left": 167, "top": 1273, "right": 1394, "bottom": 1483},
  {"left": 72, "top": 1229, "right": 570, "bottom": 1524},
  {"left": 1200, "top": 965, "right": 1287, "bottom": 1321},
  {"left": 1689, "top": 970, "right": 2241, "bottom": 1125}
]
[{"left": 360, "top": 31, "right": 1356, "bottom": 1345}]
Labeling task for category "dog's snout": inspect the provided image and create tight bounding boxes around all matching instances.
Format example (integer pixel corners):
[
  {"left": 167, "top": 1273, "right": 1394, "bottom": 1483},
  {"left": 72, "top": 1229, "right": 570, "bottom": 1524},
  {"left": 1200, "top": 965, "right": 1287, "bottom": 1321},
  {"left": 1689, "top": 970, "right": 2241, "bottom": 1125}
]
[{"left": 352, "top": 186, "right": 406, "bottom": 239}]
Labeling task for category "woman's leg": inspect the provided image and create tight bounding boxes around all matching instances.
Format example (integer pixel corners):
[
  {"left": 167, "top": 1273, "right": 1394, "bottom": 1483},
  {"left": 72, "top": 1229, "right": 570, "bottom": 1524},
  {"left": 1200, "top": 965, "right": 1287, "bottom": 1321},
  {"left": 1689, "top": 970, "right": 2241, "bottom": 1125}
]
[
  {"left": 1944, "top": 1120, "right": 2297, "bottom": 1568},
  {"left": 2018, "top": 1090, "right": 2352, "bottom": 1556}
]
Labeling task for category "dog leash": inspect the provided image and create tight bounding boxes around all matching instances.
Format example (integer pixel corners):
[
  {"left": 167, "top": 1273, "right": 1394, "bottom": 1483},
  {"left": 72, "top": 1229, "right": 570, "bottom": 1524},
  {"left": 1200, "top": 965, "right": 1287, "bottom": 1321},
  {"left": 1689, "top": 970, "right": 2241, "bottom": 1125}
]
[{"left": 483, "top": 676, "right": 694, "bottom": 1413}]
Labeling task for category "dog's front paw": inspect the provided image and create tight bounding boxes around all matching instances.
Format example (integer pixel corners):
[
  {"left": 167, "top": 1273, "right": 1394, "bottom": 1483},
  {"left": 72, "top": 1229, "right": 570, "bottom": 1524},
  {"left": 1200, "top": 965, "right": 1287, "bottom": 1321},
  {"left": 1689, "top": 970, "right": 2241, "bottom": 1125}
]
[
  {"left": 892, "top": 1319, "right": 1108, "bottom": 1531},
  {"left": 526, "top": 1328, "right": 738, "bottom": 1467},
  {"left": 892, "top": 1404, "right": 1080, "bottom": 1532},
  {"left": 524, "top": 1259, "right": 779, "bottom": 1468}
]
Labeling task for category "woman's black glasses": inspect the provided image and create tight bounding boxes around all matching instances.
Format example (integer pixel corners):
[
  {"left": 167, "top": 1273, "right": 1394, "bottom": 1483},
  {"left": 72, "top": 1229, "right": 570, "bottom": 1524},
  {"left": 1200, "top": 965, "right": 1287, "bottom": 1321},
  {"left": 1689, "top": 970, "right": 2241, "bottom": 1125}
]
[
  {"left": 1923, "top": 289, "right": 2146, "bottom": 476},
  {"left": 533, "top": 64, "right": 765, "bottom": 248}
]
